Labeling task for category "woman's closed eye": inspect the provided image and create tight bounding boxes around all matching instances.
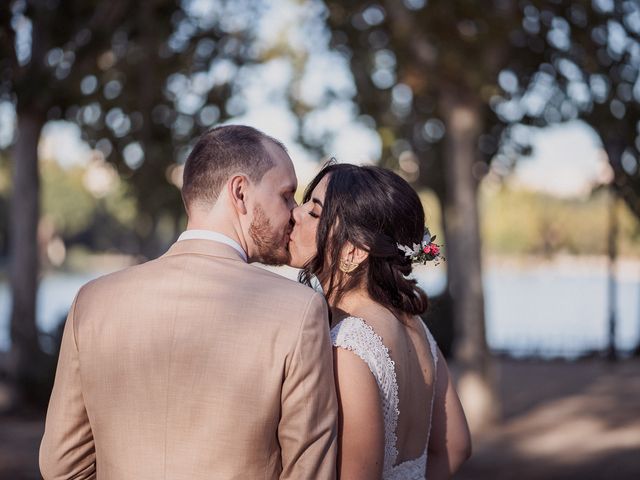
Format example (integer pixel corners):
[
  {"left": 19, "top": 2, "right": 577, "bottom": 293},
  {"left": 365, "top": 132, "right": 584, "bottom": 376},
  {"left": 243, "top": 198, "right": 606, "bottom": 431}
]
[
  {"left": 308, "top": 197, "right": 323, "bottom": 218},
  {"left": 306, "top": 201, "right": 321, "bottom": 218}
]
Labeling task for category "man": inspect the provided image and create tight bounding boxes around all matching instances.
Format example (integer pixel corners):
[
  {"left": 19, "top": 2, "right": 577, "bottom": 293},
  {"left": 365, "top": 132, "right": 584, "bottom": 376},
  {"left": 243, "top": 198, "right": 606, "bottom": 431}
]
[{"left": 40, "top": 125, "right": 338, "bottom": 479}]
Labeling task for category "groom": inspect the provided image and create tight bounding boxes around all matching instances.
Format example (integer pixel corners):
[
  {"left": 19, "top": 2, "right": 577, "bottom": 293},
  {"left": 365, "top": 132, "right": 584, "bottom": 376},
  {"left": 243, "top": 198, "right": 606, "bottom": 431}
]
[{"left": 40, "top": 125, "right": 338, "bottom": 479}]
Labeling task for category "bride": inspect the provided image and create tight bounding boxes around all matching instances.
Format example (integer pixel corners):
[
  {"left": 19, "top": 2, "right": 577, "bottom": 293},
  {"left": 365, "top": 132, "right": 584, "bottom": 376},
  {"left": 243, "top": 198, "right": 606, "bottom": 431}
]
[{"left": 288, "top": 163, "right": 471, "bottom": 479}]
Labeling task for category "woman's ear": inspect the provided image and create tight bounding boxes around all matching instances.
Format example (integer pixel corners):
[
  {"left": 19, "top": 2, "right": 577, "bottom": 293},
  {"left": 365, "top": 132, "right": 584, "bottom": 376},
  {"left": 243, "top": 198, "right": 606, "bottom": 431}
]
[
  {"left": 342, "top": 241, "right": 369, "bottom": 265},
  {"left": 228, "top": 174, "right": 249, "bottom": 215}
]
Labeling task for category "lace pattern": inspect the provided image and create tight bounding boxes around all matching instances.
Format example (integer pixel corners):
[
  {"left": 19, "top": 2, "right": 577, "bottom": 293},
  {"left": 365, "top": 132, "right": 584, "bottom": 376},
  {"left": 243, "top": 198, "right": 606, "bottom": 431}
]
[
  {"left": 331, "top": 316, "right": 439, "bottom": 479},
  {"left": 331, "top": 317, "right": 400, "bottom": 470}
]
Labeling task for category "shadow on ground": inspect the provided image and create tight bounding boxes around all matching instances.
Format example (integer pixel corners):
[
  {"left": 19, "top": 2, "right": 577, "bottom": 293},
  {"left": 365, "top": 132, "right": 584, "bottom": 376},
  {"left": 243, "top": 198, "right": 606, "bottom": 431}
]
[
  {"left": 1, "top": 358, "right": 639, "bottom": 479},
  {"left": 456, "top": 358, "right": 640, "bottom": 479}
]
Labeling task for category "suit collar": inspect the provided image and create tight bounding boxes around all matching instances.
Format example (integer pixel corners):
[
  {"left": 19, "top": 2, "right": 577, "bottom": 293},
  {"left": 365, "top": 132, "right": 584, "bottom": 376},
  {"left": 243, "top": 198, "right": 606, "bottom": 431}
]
[
  {"left": 163, "top": 239, "right": 247, "bottom": 262},
  {"left": 177, "top": 230, "right": 247, "bottom": 261}
]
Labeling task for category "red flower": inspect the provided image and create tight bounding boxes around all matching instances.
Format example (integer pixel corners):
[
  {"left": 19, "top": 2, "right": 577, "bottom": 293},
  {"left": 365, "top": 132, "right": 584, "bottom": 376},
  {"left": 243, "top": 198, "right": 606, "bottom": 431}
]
[{"left": 431, "top": 245, "right": 440, "bottom": 256}]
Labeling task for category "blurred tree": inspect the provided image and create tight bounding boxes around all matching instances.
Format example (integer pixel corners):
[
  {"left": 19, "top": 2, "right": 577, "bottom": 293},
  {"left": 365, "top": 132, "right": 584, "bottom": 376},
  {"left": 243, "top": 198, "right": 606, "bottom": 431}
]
[
  {"left": 513, "top": 0, "right": 640, "bottom": 215},
  {"left": 0, "top": 0, "right": 265, "bottom": 404},
  {"left": 321, "top": 0, "right": 640, "bottom": 427},
  {"left": 500, "top": 0, "right": 640, "bottom": 356},
  {"left": 0, "top": 152, "right": 9, "bottom": 259},
  {"left": 68, "top": 1, "right": 272, "bottom": 256},
  {"left": 322, "top": 0, "right": 536, "bottom": 429},
  {"left": 0, "top": 0, "right": 133, "bottom": 402}
]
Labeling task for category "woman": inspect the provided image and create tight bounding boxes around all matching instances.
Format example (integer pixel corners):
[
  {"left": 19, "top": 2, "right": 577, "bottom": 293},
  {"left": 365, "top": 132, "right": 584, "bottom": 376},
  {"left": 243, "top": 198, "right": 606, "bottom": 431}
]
[{"left": 288, "top": 163, "right": 471, "bottom": 479}]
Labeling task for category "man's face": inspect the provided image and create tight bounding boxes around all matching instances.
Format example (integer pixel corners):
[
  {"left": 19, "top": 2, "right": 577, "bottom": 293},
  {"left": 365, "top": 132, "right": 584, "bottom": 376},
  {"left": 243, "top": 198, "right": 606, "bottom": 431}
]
[{"left": 246, "top": 141, "right": 297, "bottom": 265}]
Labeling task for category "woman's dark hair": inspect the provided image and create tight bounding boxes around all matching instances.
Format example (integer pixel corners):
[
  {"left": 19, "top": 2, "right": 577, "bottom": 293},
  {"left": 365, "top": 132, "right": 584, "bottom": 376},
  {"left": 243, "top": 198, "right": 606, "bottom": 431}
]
[{"left": 299, "top": 162, "right": 429, "bottom": 319}]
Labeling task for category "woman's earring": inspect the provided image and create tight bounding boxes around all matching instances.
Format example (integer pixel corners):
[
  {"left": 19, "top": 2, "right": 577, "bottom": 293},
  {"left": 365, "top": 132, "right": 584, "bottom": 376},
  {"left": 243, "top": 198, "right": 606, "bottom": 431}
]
[{"left": 339, "top": 258, "right": 359, "bottom": 273}]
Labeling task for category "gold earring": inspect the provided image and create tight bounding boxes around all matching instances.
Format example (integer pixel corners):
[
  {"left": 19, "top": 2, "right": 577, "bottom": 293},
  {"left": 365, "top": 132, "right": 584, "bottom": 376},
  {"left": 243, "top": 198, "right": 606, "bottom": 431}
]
[{"left": 339, "top": 259, "right": 359, "bottom": 273}]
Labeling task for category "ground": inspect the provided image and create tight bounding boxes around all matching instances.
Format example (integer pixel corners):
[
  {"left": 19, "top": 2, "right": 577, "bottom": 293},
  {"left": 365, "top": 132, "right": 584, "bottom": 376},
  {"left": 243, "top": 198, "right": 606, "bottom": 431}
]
[
  {"left": 1, "top": 358, "right": 639, "bottom": 479},
  {"left": 456, "top": 357, "right": 640, "bottom": 479}
]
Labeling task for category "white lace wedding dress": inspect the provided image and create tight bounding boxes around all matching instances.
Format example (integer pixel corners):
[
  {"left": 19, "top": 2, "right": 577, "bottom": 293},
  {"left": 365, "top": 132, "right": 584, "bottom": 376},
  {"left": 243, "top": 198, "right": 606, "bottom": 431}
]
[{"left": 331, "top": 316, "right": 439, "bottom": 480}]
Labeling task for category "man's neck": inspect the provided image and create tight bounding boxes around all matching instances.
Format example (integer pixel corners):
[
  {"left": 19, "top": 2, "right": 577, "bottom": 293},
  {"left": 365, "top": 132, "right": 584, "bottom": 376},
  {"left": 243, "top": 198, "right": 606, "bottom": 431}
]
[
  {"left": 185, "top": 219, "right": 250, "bottom": 258},
  {"left": 185, "top": 222, "right": 237, "bottom": 243}
]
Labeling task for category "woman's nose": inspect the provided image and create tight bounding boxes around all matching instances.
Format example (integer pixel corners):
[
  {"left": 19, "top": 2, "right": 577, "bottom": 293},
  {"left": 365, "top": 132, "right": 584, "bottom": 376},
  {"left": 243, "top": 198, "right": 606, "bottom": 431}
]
[{"left": 292, "top": 204, "right": 303, "bottom": 222}]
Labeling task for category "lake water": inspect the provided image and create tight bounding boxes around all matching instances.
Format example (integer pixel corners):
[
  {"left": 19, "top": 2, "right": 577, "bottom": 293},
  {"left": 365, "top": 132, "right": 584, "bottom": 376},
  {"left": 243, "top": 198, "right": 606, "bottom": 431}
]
[{"left": 1, "top": 258, "right": 638, "bottom": 358}]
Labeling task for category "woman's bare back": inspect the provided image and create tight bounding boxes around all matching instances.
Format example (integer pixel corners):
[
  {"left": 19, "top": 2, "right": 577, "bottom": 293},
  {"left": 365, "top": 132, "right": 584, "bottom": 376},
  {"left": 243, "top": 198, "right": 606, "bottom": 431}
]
[{"left": 331, "top": 301, "right": 439, "bottom": 478}]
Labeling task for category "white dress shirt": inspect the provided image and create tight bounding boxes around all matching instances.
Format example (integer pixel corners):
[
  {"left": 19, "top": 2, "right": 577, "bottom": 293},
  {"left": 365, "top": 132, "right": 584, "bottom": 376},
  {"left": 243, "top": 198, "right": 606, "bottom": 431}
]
[{"left": 177, "top": 229, "right": 247, "bottom": 262}]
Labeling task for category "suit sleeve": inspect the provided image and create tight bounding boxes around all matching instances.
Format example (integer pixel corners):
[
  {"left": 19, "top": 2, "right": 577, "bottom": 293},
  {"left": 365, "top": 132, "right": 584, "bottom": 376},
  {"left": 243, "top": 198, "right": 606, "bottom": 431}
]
[
  {"left": 278, "top": 292, "right": 338, "bottom": 480},
  {"left": 40, "top": 293, "right": 97, "bottom": 480}
]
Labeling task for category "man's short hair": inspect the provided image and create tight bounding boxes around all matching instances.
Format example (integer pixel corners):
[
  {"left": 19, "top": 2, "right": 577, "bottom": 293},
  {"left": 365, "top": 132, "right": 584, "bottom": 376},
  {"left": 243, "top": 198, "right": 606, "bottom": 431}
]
[{"left": 181, "top": 125, "right": 287, "bottom": 211}]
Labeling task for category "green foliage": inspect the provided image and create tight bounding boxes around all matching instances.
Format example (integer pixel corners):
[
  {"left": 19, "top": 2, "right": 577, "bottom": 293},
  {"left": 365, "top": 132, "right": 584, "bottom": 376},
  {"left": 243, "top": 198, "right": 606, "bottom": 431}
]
[
  {"left": 40, "top": 157, "right": 140, "bottom": 240},
  {"left": 40, "top": 160, "right": 95, "bottom": 236},
  {"left": 417, "top": 188, "right": 445, "bottom": 244},
  {"left": 480, "top": 185, "right": 640, "bottom": 257},
  {"left": 323, "top": 0, "right": 640, "bottom": 221},
  {"left": 480, "top": 186, "right": 542, "bottom": 254},
  {"left": 102, "top": 179, "right": 138, "bottom": 228},
  {"left": 322, "top": 0, "right": 551, "bottom": 195},
  {"left": 507, "top": 1, "right": 640, "bottom": 221},
  {"left": 415, "top": 185, "right": 640, "bottom": 258},
  {"left": 1, "top": 0, "right": 269, "bottom": 234},
  {"left": 0, "top": 152, "right": 9, "bottom": 194}
]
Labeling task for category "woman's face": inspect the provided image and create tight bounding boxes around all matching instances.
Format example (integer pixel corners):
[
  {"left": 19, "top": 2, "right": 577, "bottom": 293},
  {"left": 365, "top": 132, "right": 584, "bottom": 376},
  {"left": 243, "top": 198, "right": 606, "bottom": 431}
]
[{"left": 288, "top": 175, "right": 330, "bottom": 268}]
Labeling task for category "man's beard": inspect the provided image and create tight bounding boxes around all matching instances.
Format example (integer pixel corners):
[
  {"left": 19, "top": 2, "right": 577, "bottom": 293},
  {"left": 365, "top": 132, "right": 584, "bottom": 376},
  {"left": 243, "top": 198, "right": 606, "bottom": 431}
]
[{"left": 249, "top": 204, "right": 291, "bottom": 266}]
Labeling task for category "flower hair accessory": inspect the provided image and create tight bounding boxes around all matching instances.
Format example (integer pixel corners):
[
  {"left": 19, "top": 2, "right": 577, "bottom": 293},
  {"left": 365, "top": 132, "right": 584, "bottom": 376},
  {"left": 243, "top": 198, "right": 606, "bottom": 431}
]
[{"left": 397, "top": 228, "right": 444, "bottom": 265}]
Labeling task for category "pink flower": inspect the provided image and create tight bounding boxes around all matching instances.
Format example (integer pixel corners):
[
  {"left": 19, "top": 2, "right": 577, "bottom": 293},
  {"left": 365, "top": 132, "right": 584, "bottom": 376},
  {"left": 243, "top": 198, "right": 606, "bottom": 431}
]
[
  {"left": 423, "top": 245, "right": 431, "bottom": 254},
  {"left": 430, "top": 245, "right": 440, "bottom": 256}
]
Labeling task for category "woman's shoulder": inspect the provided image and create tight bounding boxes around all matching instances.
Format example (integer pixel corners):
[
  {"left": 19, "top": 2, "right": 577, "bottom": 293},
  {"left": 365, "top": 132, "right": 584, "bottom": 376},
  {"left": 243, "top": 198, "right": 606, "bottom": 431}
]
[
  {"left": 330, "top": 316, "right": 376, "bottom": 346},
  {"left": 331, "top": 306, "right": 393, "bottom": 338},
  {"left": 331, "top": 314, "right": 391, "bottom": 354},
  {"left": 331, "top": 314, "right": 399, "bottom": 387},
  {"left": 332, "top": 301, "right": 397, "bottom": 328},
  {"left": 334, "top": 301, "right": 415, "bottom": 342}
]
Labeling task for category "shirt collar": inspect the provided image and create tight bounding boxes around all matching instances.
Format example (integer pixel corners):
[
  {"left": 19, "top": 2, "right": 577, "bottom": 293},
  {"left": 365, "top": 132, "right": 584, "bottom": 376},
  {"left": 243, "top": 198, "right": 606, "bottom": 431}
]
[{"left": 177, "top": 230, "right": 247, "bottom": 262}]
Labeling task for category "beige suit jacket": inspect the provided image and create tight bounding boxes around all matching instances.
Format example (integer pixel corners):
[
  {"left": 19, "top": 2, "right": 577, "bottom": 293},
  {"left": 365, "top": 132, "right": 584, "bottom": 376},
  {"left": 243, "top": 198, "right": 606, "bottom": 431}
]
[{"left": 40, "top": 240, "right": 338, "bottom": 479}]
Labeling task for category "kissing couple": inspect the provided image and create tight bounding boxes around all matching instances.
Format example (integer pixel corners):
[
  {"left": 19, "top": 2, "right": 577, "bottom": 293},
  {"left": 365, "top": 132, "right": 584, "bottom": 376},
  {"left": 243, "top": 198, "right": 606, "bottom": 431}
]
[{"left": 40, "top": 125, "right": 471, "bottom": 479}]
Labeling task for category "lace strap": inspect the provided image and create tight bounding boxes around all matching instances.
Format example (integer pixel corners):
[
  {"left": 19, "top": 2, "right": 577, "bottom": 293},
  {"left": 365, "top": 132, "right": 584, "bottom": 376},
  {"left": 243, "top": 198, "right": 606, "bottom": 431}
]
[{"left": 331, "top": 317, "right": 400, "bottom": 469}]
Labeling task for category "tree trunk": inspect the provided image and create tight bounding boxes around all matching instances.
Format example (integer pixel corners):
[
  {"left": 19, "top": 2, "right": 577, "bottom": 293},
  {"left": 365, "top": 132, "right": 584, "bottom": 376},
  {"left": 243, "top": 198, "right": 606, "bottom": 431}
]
[
  {"left": 603, "top": 140, "right": 624, "bottom": 360},
  {"left": 606, "top": 187, "right": 618, "bottom": 361},
  {"left": 440, "top": 87, "right": 499, "bottom": 431},
  {"left": 8, "top": 108, "right": 48, "bottom": 405}
]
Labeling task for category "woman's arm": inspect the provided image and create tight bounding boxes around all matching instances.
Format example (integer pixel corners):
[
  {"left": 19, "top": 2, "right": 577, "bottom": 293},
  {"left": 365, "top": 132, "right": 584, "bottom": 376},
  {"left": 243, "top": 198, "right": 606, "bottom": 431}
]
[
  {"left": 333, "top": 346, "right": 385, "bottom": 480},
  {"left": 426, "top": 348, "right": 472, "bottom": 479}
]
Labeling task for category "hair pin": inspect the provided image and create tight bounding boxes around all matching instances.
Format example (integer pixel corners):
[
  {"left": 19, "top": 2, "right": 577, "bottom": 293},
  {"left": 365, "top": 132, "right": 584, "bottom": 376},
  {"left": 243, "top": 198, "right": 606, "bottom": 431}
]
[{"left": 397, "top": 228, "right": 444, "bottom": 266}]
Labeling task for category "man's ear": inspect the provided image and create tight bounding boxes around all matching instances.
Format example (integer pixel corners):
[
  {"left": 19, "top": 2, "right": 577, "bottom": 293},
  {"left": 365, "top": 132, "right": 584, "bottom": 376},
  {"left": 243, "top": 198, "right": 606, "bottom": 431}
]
[{"left": 228, "top": 174, "right": 249, "bottom": 215}]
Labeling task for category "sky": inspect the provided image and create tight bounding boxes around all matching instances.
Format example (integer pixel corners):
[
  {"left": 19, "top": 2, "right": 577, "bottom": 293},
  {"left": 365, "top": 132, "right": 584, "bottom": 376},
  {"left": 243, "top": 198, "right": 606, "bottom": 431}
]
[{"left": 511, "top": 120, "right": 612, "bottom": 197}]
